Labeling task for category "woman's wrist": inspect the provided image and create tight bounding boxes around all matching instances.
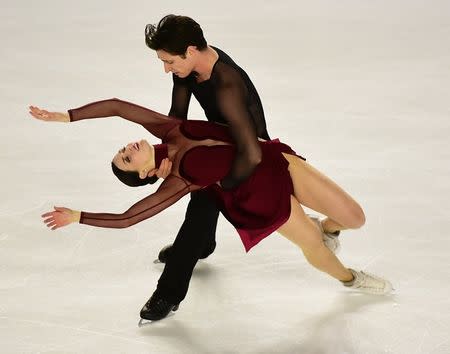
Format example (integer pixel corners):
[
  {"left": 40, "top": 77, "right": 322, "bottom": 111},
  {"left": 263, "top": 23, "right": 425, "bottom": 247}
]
[
  {"left": 62, "top": 112, "right": 70, "bottom": 122},
  {"left": 72, "top": 210, "right": 81, "bottom": 223}
]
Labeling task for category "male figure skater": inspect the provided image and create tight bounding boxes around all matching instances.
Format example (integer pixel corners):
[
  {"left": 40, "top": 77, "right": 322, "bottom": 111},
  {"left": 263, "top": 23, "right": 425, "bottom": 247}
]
[{"left": 141, "top": 14, "right": 272, "bottom": 320}]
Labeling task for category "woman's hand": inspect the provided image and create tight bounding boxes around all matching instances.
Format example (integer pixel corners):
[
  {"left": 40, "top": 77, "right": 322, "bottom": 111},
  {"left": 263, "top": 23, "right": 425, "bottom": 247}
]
[
  {"left": 155, "top": 158, "right": 173, "bottom": 179},
  {"left": 29, "top": 106, "right": 70, "bottom": 122},
  {"left": 41, "top": 206, "right": 81, "bottom": 230}
]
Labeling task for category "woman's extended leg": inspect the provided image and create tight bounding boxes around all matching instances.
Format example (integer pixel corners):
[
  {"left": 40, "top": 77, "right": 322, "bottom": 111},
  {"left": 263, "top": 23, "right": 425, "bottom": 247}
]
[
  {"left": 277, "top": 196, "right": 393, "bottom": 293},
  {"left": 277, "top": 196, "right": 353, "bottom": 282},
  {"left": 278, "top": 157, "right": 393, "bottom": 293},
  {"left": 282, "top": 153, "right": 366, "bottom": 234}
]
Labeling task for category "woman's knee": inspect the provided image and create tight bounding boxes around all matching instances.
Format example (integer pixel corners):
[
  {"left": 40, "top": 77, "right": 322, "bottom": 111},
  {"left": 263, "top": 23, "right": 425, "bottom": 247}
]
[{"left": 346, "top": 203, "right": 366, "bottom": 229}]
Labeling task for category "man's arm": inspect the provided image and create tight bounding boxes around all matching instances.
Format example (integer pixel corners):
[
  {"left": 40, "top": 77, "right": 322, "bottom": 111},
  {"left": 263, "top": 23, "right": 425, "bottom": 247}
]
[
  {"left": 168, "top": 75, "right": 192, "bottom": 119},
  {"left": 215, "top": 70, "right": 262, "bottom": 189},
  {"left": 150, "top": 75, "right": 193, "bottom": 183}
]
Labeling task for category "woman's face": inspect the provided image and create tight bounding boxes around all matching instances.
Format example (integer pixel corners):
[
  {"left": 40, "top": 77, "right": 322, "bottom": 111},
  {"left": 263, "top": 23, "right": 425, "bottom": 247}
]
[{"left": 112, "top": 139, "right": 154, "bottom": 175}]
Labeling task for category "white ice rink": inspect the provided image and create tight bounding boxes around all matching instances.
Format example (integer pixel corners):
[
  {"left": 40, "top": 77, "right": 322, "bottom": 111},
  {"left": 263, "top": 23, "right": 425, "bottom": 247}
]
[{"left": 1, "top": 1, "right": 450, "bottom": 353}]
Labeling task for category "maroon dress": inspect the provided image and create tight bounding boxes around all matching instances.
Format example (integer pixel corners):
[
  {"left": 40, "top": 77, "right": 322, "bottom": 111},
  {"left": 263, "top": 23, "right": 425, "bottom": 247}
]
[{"left": 68, "top": 98, "right": 305, "bottom": 252}]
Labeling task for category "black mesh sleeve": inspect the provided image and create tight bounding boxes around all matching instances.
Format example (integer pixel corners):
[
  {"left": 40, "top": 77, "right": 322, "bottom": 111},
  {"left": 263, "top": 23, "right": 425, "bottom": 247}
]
[
  {"left": 169, "top": 75, "right": 192, "bottom": 119},
  {"left": 79, "top": 175, "right": 196, "bottom": 228},
  {"left": 148, "top": 76, "right": 192, "bottom": 185},
  {"left": 215, "top": 69, "right": 262, "bottom": 189}
]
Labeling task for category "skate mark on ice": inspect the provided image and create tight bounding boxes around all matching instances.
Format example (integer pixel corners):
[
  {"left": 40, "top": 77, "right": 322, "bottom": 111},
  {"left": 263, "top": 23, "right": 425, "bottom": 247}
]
[{"left": 0, "top": 316, "right": 149, "bottom": 345}]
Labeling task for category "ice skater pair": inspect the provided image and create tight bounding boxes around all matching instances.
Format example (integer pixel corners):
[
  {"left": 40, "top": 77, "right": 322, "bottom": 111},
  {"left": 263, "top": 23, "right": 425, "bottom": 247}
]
[
  {"left": 29, "top": 14, "right": 393, "bottom": 323},
  {"left": 30, "top": 98, "right": 393, "bottom": 321}
]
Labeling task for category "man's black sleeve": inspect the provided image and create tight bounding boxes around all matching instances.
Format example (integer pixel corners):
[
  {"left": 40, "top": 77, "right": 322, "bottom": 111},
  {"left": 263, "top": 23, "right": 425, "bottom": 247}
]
[
  {"left": 168, "top": 75, "right": 192, "bottom": 119},
  {"left": 215, "top": 69, "right": 262, "bottom": 189},
  {"left": 148, "top": 75, "right": 193, "bottom": 185}
]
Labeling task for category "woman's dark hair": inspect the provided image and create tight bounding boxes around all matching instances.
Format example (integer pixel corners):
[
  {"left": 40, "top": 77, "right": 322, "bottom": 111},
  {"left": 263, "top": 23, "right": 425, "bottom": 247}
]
[
  {"left": 111, "top": 161, "right": 157, "bottom": 187},
  {"left": 145, "top": 15, "right": 207, "bottom": 56}
]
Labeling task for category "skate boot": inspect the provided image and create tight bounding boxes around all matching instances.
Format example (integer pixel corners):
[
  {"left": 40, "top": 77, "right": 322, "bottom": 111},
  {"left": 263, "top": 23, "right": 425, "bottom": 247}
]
[
  {"left": 140, "top": 291, "right": 179, "bottom": 321},
  {"left": 155, "top": 244, "right": 172, "bottom": 264},
  {"left": 309, "top": 215, "right": 341, "bottom": 254},
  {"left": 343, "top": 269, "right": 393, "bottom": 294},
  {"left": 155, "top": 241, "right": 217, "bottom": 264}
]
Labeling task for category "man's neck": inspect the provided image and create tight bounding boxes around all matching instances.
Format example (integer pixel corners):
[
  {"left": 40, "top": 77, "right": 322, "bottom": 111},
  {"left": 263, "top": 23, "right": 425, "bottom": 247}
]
[{"left": 192, "top": 46, "right": 218, "bottom": 81}]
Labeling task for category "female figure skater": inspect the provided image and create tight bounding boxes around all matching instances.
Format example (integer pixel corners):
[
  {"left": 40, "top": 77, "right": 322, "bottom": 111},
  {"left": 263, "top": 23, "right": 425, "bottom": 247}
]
[{"left": 29, "top": 98, "right": 393, "bottom": 319}]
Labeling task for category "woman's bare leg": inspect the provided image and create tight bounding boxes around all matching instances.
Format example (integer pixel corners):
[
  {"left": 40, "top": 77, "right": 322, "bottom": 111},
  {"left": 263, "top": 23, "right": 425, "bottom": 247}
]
[
  {"left": 282, "top": 153, "right": 366, "bottom": 234},
  {"left": 277, "top": 155, "right": 393, "bottom": 293},
  {"left": 277, "top": 196, "right": 353, "bottom": 282}
]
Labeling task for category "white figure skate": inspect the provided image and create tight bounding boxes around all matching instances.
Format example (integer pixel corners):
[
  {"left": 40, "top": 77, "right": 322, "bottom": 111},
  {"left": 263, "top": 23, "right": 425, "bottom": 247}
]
[
  {"left": 344, "top": 269, "right": 394, "bottom": 294},
  {"left": 309, "top": 215, "right": 341, "bottom": 254}
]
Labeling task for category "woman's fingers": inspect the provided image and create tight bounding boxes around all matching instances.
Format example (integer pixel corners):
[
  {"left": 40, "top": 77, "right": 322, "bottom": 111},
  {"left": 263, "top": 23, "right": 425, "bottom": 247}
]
[
  {"left": 29, "top": 105, "right": 51, "bottom": 121},
  {"left": 29, "top": 107, "right": 46, "bottom": 120},
  {"left": 29, "top": 106, "right": 42, "bottom": 115},
  {"left": 155, "top": 158, "right": 173, "bottom": 179},
  {"left": 41, "top": 208, "right": 71, "bottom": 230},
  {"left": 43, "top": 217, "right": 54, "bottom": 224},
  {"left": 44, "top": 219, "right": 63, "bottom": 229},
  {"left": 42, "top": 214, "right": 56, "bottom": 224}
]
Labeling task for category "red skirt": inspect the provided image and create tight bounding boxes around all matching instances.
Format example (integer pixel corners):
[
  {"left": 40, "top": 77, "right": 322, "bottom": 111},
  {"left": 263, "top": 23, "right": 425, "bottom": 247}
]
[{"left": 207, "top": 140, "right": 305, "bottom": 252}]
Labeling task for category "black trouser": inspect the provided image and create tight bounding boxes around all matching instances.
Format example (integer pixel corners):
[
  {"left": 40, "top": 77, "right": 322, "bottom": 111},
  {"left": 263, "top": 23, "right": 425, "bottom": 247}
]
[{"left": 155, "top": 189, "right": 219, "bottom": 304}]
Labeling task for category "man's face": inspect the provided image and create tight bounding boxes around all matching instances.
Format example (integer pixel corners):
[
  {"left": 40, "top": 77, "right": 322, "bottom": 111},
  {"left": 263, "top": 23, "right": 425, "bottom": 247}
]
[{"left": 156, "top": 49, "right": 194, "bottom": 78}]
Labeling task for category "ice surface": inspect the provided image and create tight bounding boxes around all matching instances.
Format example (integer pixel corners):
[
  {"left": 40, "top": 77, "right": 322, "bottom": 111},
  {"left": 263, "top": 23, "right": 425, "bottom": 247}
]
[{"left": 1, "top": 1, "right": 449, "bottom": 353}]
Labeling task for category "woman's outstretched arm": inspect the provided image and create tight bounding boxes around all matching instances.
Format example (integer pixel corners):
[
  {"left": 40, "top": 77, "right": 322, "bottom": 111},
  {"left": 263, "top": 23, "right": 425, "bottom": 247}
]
[
  {"left": 30, "top": 98, "right": 181, "bottom": 140},
  {"left": 69, "top": 98, "right": 181, "bottom": 140},
  {"left": 41, "top": 175, "right": 199, "bottom": 230}
]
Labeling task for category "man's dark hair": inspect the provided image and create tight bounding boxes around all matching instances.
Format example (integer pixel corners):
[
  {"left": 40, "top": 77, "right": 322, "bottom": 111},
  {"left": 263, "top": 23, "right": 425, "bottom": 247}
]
[
  {"left": 111, "top": 161, "right": 157, "bottom": 187},
  {"left": 145, "top": 15, "right": 207, "bottom": 56}
]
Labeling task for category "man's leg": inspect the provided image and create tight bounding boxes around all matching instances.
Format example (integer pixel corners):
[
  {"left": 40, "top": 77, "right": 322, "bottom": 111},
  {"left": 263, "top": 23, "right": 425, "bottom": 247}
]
[
  {"left": 140, "top": 190, "right": 219, "bottom": 320},
  {"left": 157, "top": 189, "right": 219, "bottom": 302}
]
